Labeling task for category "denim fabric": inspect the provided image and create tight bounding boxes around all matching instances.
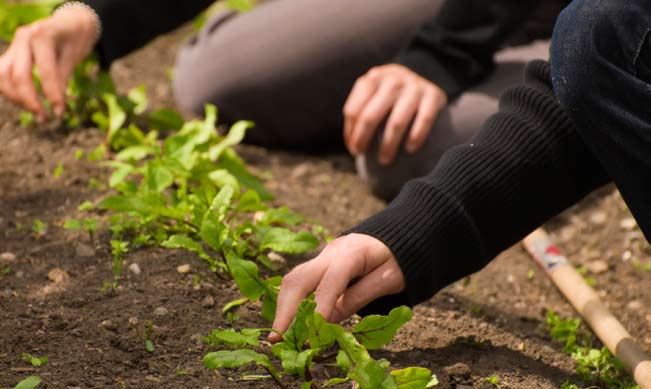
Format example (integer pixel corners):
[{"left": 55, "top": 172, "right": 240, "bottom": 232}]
[{"left": 551, "top": 0, "right": 651, "bottom": 239}]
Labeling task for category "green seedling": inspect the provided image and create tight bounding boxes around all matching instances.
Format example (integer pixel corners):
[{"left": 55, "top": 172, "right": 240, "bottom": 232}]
[
  {"left": 204, "top": 300, "right": 438, "bottom": 389},
  {"left": 104, "top": 239, "right": 128, "bottom": 290},
  {"left": 63, "top": 217, "right": 99, "bottom": 241},
  {"left": 547, "top": 310, "right": 638, "bottom": 388},
  {"left": 31, "top": 219, "right": 46, "bottom": 236},
  {"left": 21, "top": 353, "right": 48, "bottom": 367},
  {"left": 52, "top": 163, "right": 64, "bottom": 178},
  {"left": 485, "top": 374, "right": 500, "bottom": 386},
  {"left": 8, "top": 375, "right": 41, "bottom": 389}
]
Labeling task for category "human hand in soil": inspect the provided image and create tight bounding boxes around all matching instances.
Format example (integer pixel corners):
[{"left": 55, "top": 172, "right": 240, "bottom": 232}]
[
  {"left": 269, "top": 233, "right": 405, "bottom": 343},
  {"left": 0, "top": 5, "right": 98, "bottom": 122},
  {"left": 343, "top": 64, "right": 448, "bottom": 165}
]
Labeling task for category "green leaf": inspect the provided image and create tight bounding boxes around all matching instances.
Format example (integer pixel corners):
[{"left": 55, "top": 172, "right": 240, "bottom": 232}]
[
  {"left": 63, "top": 219, "right": 82, "bottom": 230},
  {"left": 278, "top": 348, "right": 318, "bottom": 379},
  {"left": 19, "top": 111, "right": 34, "bottom": 127},
  {"left": 78, "top": 201, "right": 94, "bottom": 211},
  {"left": 324, "top": 377, "right": 351, "bottom": 387},
  {"left": 21, "top": 353, "right": 48, "bottom": 367},
  {"left": 52, "top": 162, "right": 64, "bottom": 178},
  {"left": 236, "top": 190, "right": 266, "bottom": 212},
  {"left": 222, "top": 297, "right": 248, "bottom": 315},
  {"left": 207, "top": 120, "right": 254, "bottom": 161},
  {"left": 127, "top": 85, "right": 148, "bottom": 115},
  {"left": 146, "top": 163, "right": 174, "bottom": 193},
  {"left": 307, "top": 311, "right": 336, "bottom": 349},
  {"left": 199, "top": 218, "right": 228, "bottom": 252},
  {"left": 391, "top": 367, "right": 438, "bottom": 388},
  {"left": 203, "top": 349, "right": 272, "bottom": 371},
  {"left": 300, "top": 382, "right": 313, "bottom": 389},
  {"left": 148, "top": 108, "right": 184, "bottom": 130},
  {"left": 219, "top": 148, "right": 273, "bottom": 201},
  {"left": 485, "top": 374, "right": 499, "bottom": 386},
  {"left": 350, "top": 359, "right": 397, "bottom": 389},
  {"left": 106, "top": 161, "right": 134, "bottom": 188},
  {"left": 336, "top": 349, "right": 352, "bottom": 372},
  {"left": 225, "top": 0, "right": 254, "bottom": 12},
  {"left": 204, "top": 328, "right": 260, "bottom": 347},
  {"left": 161, "top": 234, "right": 212, "bottom": 262},
  {"left": 259, "top": 228, "right": 319, "bottom": 254},
  {"left": 282, "top": 299, "right": 316, "bottom": 351},
  {"left": 208, "top": 169, "right": 240, "bottom": 193},
  {"left": 353, "top": 306, "right": 413, "bottom": 350},
  {"left": 261, "top": 206, "right": 304, "bottom": 226},
  {"left": 145, "top": 339, "right": 155, "bottom": 353},
  {"left": 103, "top": 93, "right": 127, "bottom": 146},
  {"left": 225, "top": 250, "right": 265, "bottom": 300},
  {"left": 207, "top": 185, "right": 234, "bottom": 222},
  {"left": 115, "top": 145, "right": 152, "bottom": 161},
  {"left": 13, "top": 375, "right": 41, "bottom": 389}
]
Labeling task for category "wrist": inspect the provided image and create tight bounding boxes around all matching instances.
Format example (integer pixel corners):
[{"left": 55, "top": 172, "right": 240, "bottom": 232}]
[{"left": 53, "top": 2, "right": 101, "bottom": 44}]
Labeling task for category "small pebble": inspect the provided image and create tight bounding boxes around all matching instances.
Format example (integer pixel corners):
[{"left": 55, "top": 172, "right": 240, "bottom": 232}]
[
  {"left": 589, "top": 211, "right": 607, "bottom": 225},
  {"left": 443, "top": 362, "right": 471, "bottom": 379},
  {"left": 128, "top": 263, "right": 141, "bottom": 275},
  {"left": 0, "top": 252, "right": 16, "bottom": 262},
  {"left": 128, "top": 317, "right": 139, "bottom": 326},
  {"left": 646, "top": 314, "right": 651, "bottom": 323},
  {"left": 47, "top": 268, "right": 69, "bottom": 284},
  {"left": 627, "top": 300, "right": 644, "bottom": 311},
  {"left": 154, "top": 307, "right": 169, "bottom": 317},
  {"left": 253, "top": 211, "right": 265, "bottom": 222},
  {"left": 268, "top": 252, "right": 286, "bottom": 268},
  {"left": 176, "top": 264, "right": 191, "bottom": 274},
  {"left": 622, "top": 250, "right": 633, "bottom": 262},
  {"left": 100, "top": 320, "right": 117, "bottom": 330},
  {"left": 621, "top": 218, "right": 637, "bottom": 230},
  {"left": 202, "top": 295, "right": 215, "bottom": 308},
  {"left": 586, "top": 260, "right": 609, "bottom": 274},
  {"left": 75, "top": 243, "right": 95, "bottom": 257},
  {"left": 15, "top": 270, "right": 24, "bottom": 278}
]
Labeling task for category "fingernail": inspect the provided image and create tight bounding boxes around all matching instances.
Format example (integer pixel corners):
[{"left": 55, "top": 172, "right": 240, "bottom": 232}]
[
  {"left": 55, "top": 105, "right": 64, "bottom": 117},
  {"left": 378, "top": 156, "right": 390, "bottom": 166}
]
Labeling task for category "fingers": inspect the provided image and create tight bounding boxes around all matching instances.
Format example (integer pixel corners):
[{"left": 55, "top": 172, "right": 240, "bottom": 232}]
[
  {"left": 8, "top": 27, "right": 44, "bottom": 119},
  {"left": 406, "top": 88, "right": 447, "bottom": 153},
  {"left": 330, "top": 259, "right": 405, "bottom": 323},
  {"left": 313, "top": 248, "right": 366, "bottom": 321},
  {"left": 0, "top": 47, "right": 19, "bottom": 102},
  {"left": 30, "top": 24, "right": 65, "bottom": 117},
  {"left": 349, "top": 80, "right": 400, "bottom": 155},
  {"left": 270, "top": 259, "right": 328, "bottom": 342},
  {"left": 343, "top": 75, "right": 378, "bottom": 154},
  {"left": 378, "top": 88, "right": 421, "bottom": 165}
]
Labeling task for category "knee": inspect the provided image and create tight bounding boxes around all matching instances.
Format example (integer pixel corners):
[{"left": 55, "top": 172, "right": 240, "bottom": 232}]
[
  {"left": 550, "top": 0, "right": 628, "bottom": 109},
  {"left": 172, "top": 13, "right": 242, "bottom": 116}
]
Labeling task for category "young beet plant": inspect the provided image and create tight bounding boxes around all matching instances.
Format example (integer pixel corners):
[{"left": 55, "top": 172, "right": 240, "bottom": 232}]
[{"left": 203, "top": 300, "right": 439, "bottom": 389}]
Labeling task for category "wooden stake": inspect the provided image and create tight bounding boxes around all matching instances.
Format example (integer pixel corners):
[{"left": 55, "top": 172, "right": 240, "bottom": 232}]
[{"left": 523, "top": 228, "right": 651, "bottom": 389}]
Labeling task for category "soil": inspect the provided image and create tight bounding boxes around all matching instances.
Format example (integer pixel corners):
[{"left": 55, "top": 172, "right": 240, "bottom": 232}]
[{"left": 1, "top": 27, "right": 651, "bottom": 389}]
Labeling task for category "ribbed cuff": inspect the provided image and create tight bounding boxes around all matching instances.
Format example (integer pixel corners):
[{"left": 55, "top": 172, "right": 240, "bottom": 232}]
[{"left": 349, "top": 179, "right": 485, "bottom": 309}]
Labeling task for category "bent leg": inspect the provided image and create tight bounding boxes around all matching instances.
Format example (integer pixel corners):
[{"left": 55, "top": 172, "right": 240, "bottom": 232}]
[
  {"left": 173, "top": 0, "right": 442, "bottom": 150},
  {"left": 359, "top": 40, "right": 551, "bottom": 200},
  {"left": 551, "top": 0, "right": 651, "bottom": 237}
]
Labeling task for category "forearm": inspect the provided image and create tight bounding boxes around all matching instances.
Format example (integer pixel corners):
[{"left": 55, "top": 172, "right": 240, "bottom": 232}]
[
  {"left": 79, "top": 0, "right": 214, "bottom": 67},
  {"left": 352, "top": 60, "right": 610, "bottom": 312}
]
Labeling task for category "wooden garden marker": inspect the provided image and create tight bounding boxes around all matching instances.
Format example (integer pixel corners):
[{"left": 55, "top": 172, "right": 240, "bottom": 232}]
[{"left": 523, "top": 228, "right": 651, "bottom": 389}]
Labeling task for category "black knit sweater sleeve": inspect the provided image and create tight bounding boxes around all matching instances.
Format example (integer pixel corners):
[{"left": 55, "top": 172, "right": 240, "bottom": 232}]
[
  {"left": 395, "top": 0, "right": 541, "bottom": 100},
  {"left": 352, "top": 60, "right": 610, "bottom": 314},
  {"left": 79, "top": 0, "right": 214, "bottom": 67}
]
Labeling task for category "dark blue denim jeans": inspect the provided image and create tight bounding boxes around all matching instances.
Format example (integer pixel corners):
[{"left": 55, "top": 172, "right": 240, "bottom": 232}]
[{"left": 551, "top": 0, "right": 651, "bottom": 238}]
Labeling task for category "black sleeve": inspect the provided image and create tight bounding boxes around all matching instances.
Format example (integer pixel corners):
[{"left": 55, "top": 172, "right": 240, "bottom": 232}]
[
  {"left": 351, "top": 60, "right": 610, "bottom": 315},
  {"left": 80, "top": 0, "right": 215, "bottom": 67},
  {"left": 395, "top": 0, "right": 541, "bottom": 100}
]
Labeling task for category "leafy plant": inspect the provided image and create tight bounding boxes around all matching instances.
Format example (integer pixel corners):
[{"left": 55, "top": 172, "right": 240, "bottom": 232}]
[
  {"left": 20, "top": 353, "right": 48, "bottom": 367},
  {"left": 31, "top": 219, "right": 46, "bottom": 235},
  {"left": 204, "top": 300, "right": 438, "bottom": 388},
  {"left": 546, "top": 310, "right": 639, "bottom": 388}
]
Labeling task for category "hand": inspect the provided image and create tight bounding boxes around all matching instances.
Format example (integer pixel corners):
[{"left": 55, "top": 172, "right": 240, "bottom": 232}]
[
  {"left": 0, "top": 5, "right": 98, "bottom": 122},
  {"left": 343, "top": 64, "right": 448, "bottom": 165},
  {"left": 269, "top": 233, "right": 405, "bottom": 343}
]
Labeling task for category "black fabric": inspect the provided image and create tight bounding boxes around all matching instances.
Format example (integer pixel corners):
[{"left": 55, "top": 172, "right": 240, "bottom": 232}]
[
  {"left": 395, "top": 0, "right": 569, "bottom": 100},
  {"left": 80, "top": 0, "right": 213, "bottom": 67},
  {"left": 353, "top": 60, "right": 610, "bottom": 314}
]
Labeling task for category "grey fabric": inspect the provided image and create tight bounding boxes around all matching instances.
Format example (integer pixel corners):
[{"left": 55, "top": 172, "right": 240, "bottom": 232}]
[
  {"left": 358, "top": 40, "right": 551, "bottom": 200},
  {"left": 173, "top": 0, "right": 442, "bottom": 149},
  {"left": 173, "top": 2, "right": 549, "bottom": 201}
]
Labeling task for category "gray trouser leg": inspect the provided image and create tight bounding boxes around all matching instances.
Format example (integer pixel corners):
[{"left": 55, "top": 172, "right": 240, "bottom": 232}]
[
  {"left": 358, "top": 40, "right": 552, "bottom": 200},
  {"left": 173, "top": 0, "right": 442, "bottom": 149}
]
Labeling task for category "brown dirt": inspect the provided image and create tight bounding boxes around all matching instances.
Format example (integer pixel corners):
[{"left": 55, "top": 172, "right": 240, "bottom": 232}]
[{"left": 1, "top": 28, "right": 650, "bottom": 389}]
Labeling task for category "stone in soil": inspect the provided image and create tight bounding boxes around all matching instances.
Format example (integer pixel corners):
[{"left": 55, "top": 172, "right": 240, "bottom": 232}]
[
  {"left": 47, "top": 268, "right": 70, "bottom": 284},
  {"left": 176, "top": 264, "right": 191, "bottom": 274},
  {"left": 154, "top": 307, "right": 169, "bottom": 316},
  {"left": 620, "top": 218, "right": 637, "bottom": 230},
  {"left": 627, "top": 300, "right": 644, "bottom": 311},
  {"left": 75, "top": 243, "right": 95, "bottom": 257},
  {"left": 443, "top": 362, "right": 472, "bottom": 381},
  {"left": 129, "top": 263, "right": 142, "bottom": 275},
  {"left": 589, "top": 211, "right": 607, "bottom": 225},
  {"left": 0, "top": 252, "right": 16, "bottom": 262},
  {"left": 201, "top": 295, "right": 215, "bottom": 308},
  {"left": 586, "top": 260, "right": 609, "bottom": 274}
]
